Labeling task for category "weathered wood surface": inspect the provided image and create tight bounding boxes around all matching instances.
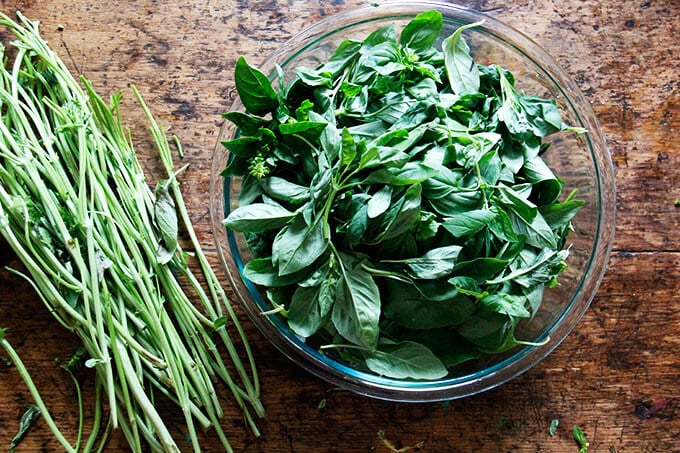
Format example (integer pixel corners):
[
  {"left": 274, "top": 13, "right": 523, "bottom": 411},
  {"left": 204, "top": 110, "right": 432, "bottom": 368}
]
[{"left": 0, "top": 0, "right": 678, "bottom": 451}]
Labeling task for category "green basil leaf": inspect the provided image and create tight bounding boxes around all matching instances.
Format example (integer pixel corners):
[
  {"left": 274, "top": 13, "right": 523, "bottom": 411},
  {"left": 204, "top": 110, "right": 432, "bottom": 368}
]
[
  {"left": 498, "top": 184, "right": 537, "bottom": 222},
  {"left": 479, "top": 294, "right": 531, "bottom": 318},
  {"left": 523, "top": 283, "right": 545, "bottom": 318},
  {"left": 412, "top": 278, "right": 461, "bottom": 302},
  {"left": 364, "top": 23, "right": 397, "bottom": 46},
  {"left": 449, "top": 276, "right": 488, "bottom": 299},
  {"left": 363, "top": 339, "right": 448, "bottom": 380},
  {"left": 317, "top": 39, "right": 362, "bottom": 77},
  {"left": 384, "top": 245, "right": 462, "bottom": 280},
  {"left": 234, "top": 56, "right": 279, "bottom": 115},
  {"left": 288, "top": 285, "right": 326, "bottom": 337},
  {"left": 519, "top": 95, "right": 563, "bottom": 136},
  {"left": 540, "top": 198, "right": 585, "bottom": 232},
  {"left": 243, "top": 257, "right": 308, "bottom": 287},
  {"left": 374, "top": 183, "right": 422, "bottom": 243},
  {"left": 331, "top": 253, "right": 381, "bottom": 350},
  {"left": 367, "top": 186, "right": 392, "bottom": 219},
  {"left": 221, "top": 136, "right": 260, "bottom": 158},
  {"left": 399, "top": 10, "right": 443, "bottom": 52},
  {"left": 221, "top": 111, "right": 269, "bottom": 136},
  {"left": 404, "top": 329, "right": 479, "bottom": 368},
  {"left": 442, "top": 21, "right": 483, "bottom": 95},
  {"left": 9, "top": 404, "right": 41, "bottom": 450},
  {"left": 384, "top": 280, "right": 475, "bottom": 329},
  {"left": 346, "top": 199, "right": 370, "bottom": 246},
  {"left": 315, "top": 112, "right": 342, "bottom": 162},
  {"left": 487, "top": 248, "right": 569, "bottom": 287},
  {"left": 154, "top": 180, "right": 178, "bottom": 263},
  {"left": 260, "top": 176, "right": 310, "bottom": 204},
  {"left": 223, "top": 202, "right": 295, "bottom": 232},
  {"left": 365, "top": 162, "right": 440, "bottom": 186},
  {"left": 278, "top": 120, "right": 328, "bottom": 137},
  {"left": 522, "top": 156, "right": 563, "bottom": 205},
  {"left": 407, "top": 77, "right": 439, "bottom": 100},
  {"left": 457, "top": 308, "right": 513, "bottom": 351},
  {"left": 340, "top": 128, "right": 358, "bottom": 166},
  {"left": 295, "top": 67, "right": 333, "bottom": 88},
  {"left": 452, "top": 257, "right": 509, "bottom": 283},
  {"left": 442, "top": 208, "right": 496, "bottom": 238},
  {"left": 513, "top": 249, "right": 569, "bottom": 288},
  {"left": 507, "top": 209, "right": 558, "bottom": 249},
  {"left": 488, "top": 205, "right": 521, "bottom": 243},
  {"left": 272, "top": 214, "right": 328, "bottom": 276},
  {"left": 497, "top": 68, "right": 533, "bottom": 139}
]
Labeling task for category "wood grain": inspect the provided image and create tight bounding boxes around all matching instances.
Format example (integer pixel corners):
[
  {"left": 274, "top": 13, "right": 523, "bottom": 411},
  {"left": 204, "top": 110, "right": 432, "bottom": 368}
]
[{"left": 0, "top": 0, "right": 678, "bottom": 452}]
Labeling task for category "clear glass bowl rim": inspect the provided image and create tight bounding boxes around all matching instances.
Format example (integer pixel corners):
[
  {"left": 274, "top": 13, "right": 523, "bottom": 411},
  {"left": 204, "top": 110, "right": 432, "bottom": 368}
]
[{"left": 209, "top": 0, "right": 617, "bottom": 402}]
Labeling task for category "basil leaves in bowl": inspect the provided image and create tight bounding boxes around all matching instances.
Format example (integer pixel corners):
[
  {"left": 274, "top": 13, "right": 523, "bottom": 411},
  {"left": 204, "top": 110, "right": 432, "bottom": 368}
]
[{"left": 209, "top": 2, "right": 615, "bottom": 401}]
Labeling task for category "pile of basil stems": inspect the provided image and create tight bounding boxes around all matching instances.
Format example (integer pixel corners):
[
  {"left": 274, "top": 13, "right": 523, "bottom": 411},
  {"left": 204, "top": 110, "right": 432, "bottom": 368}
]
[{"left": 0, "top": 13, "right": 263, "bottom": 452}]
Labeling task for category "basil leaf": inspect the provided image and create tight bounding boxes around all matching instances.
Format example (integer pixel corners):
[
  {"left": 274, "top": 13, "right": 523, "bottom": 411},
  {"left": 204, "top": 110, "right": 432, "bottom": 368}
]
[
  {"left": 346, "top": 199, "right": 370, "bottom": 246},
  {"left": 367, "top": 186, "right": 392, "bottom": 219},
  {"left": 508, "top": 209, "right": 558, "bottom": 249},
  {"left": 457, "top": 308, "right": 513, "bottom": 351},
  {"left": 243, "top": 257, "right": 308, "bottom": 287},
  {"left": 9, "top": 404, "right": 41, "bottom": 451},
  {"left": 399, "top": 10, "right": 443, "bottom": 52},
  {"left": 522, "top": 156, "right": 563, "bottom": 205},
  {"left": 479, "top": 294, "right": 531, "bottom": 318},
  {"left": 451, "top": 257, "right": 509, "bottom": 283},
  {"left": 384, "top": 245, "right": 462, "bottom": 280},
  {"left": 404, "top": 329, "right": 479, "bottom": 367},
  {"left": 372, "top": 183, "right": 422, "bottom": 243},
  {"left": 154, "top": 180, "right": 178, "bottom": 263},
  {"left": 540, "top": 198, "right": 585, "bottom": 230},
  {"left": 278, "top": 120, "right": 327, "bottom": 137},
  {"left": 221, "top": 135, "right": 260, "bottom": 158},
  {"left": 223, "top": 202, "right": 295, "bottom": 232},
  {"left": 234, "top": 56, "right": 279, "bottom": 115},
  {"left": 384, "top": 280, "right": 475, "bottom": 329},
  {"left": 449, "top": 276, "right": 488, "bottom": 299},
  {"left": 442, "top": 21, "right": 484, "bottom": 95},
  {"left": 442, "top": 208, "right": 496, "bottom": 238},
  {"left": 260, "top": 176, "right": 310, "bottom": 204},
  {"left": 288, "top": 285, "right": 326, "bottom": 337},
  {"left": 295, "top": 67, "right": 333, "bottom": 88},
  {"left": 272, "top": 214, "right": 328, "bottom": 276},
  {"left": 365, "top": 162, "right": 439, "bottom": 186},
  {"left": 363, "top": 339, "right": 448, "bottom": 380},
  {"left": 317, "top": 39, "right": 362, "bottom": 77},
  {"left": 221, "top": 111, "right": 268, "bottom": 136},
  {"left": 331, "top": 253, "right": 381, "bottom": 350}
]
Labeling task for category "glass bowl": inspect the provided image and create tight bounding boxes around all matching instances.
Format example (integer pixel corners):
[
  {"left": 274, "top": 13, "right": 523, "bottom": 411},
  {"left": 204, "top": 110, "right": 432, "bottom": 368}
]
[{"left": 209, "top": 0, "right": 615, "bottom": 402}]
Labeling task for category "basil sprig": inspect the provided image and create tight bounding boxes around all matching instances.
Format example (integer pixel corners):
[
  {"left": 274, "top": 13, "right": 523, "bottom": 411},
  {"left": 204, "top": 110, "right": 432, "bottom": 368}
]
[{"left": 222, "top": 10, "right": 584, "bottom": 380}]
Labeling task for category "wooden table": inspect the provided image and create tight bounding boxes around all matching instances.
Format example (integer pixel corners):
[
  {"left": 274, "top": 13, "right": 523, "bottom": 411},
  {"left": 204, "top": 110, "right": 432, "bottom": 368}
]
[{"left": 0, "top": 1, "right": 677, "bottom": 451}]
